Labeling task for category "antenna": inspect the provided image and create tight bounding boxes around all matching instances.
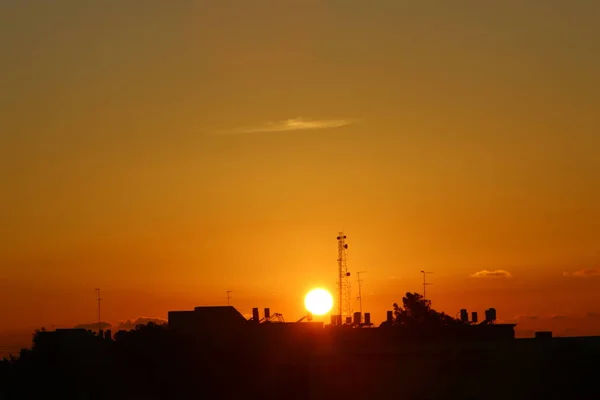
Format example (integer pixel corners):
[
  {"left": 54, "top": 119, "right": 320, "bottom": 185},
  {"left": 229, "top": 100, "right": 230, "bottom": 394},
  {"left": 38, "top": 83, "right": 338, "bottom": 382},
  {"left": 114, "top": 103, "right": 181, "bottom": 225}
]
[
  {"left": 95, "top": 288, "right": 102, "bottom": 332},
  {"left": 356, "top": 271, "right": 367, "bottom": 315},
  {"left": 420, "top": 271, "right": 433, "bottom": 300},
  {"left": 226, "top": 290, "right": 232, "bottom": 306},
  {"left": 336, "top": 232, "right": 351, "bottom": 321}
]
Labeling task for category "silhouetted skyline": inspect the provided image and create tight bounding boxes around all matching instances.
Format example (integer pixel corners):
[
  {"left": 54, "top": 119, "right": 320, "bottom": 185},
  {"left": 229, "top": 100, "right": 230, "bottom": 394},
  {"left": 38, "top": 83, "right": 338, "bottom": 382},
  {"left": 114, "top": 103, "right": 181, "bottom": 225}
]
[{"left": 2, "top": 297, "right": 600, "bottom": 399}]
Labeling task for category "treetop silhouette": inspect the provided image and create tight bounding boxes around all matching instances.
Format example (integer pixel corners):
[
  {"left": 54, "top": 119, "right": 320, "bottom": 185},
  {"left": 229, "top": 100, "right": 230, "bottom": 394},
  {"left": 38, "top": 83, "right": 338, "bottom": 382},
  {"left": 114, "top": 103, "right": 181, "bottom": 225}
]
[{"left": 392, "top": 292, "right": 464, "bottom": 328}]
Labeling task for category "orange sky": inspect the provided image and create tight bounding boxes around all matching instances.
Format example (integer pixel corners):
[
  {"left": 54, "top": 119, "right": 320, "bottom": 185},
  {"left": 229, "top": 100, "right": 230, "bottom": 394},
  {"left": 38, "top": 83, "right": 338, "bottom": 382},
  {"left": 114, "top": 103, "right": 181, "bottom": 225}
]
[{"left": 1, "top": 1, "right": 599, "bottom": 338}]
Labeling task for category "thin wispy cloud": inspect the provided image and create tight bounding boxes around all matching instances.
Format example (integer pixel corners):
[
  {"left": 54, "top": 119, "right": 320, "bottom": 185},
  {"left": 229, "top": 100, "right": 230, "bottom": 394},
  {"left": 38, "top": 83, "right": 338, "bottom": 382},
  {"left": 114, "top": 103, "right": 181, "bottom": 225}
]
[
  {"left": 513, "top": 314, "right": 539, "bottom": 320},
  {"left": 470, "top": 269, "right": 512, "bottom": 278},
  {"left": 563, "top": 268, "right": 600, "bottom": 278},
  {"left": 512, "top": 313, "right": 600, "bottom": 322},
  {"left": 216, "top": 117, "right": 353, "bottom": 135},
  {"left": 550, "top": 314, "right": 568, "bottom": 320}
]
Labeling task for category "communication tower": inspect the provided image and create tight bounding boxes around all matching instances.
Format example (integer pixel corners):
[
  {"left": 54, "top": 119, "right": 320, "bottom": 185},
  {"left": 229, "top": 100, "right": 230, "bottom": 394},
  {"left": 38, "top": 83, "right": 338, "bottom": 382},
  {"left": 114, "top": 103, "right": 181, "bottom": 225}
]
[{"left": 336, "top": 232, "right": 352, "bottom": 321}]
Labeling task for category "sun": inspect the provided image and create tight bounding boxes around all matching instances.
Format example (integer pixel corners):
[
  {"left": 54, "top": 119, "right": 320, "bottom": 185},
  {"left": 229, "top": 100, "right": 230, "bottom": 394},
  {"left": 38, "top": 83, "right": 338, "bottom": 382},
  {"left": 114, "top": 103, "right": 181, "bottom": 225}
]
[{"left": 304, "top": 288, "right": 334, "bottom": 316}]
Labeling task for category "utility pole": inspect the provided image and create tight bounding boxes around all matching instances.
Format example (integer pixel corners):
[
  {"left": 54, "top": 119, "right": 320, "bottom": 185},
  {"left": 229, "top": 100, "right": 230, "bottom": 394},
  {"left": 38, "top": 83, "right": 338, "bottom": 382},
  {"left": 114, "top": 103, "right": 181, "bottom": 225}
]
[
  {"left": 420, "top": 271, "right": 433, "bottom": 300},
  {"left": 356, "top": 271, "right": 367, "bottom": 315},
  {"left": 226, "top": 290, "right": 232, "bottom": 306},
  {"left": 95, "top": 288, "right": 102, "bottom": 332}
]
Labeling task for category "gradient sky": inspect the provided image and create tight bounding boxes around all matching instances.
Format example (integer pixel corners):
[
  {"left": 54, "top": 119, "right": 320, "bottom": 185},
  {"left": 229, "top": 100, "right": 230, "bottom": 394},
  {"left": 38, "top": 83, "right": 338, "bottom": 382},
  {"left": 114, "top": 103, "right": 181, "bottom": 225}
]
[{"left": 1, "top": 1, "right": 599, "bottom": 338}]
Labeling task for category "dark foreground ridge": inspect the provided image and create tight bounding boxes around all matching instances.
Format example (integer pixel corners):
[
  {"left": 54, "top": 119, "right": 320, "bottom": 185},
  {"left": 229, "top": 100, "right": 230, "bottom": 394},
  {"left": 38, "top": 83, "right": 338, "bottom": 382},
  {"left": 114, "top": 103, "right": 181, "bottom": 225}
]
[{"left": 1, "top": 293, "right": 599, "bottom": 399}]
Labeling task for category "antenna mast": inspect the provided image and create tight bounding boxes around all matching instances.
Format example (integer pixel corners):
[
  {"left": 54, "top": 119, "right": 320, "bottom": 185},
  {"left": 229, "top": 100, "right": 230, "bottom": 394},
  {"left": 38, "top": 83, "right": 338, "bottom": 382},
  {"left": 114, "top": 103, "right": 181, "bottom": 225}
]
[
  {"left": 226, "top": 290, "right": 232, "bottom": 306},
  {"left": 336, "top": 232, "right": 351, "bottom": 321},
  {"left": 420, "top": 271, "right": 433, "bottom": 299},
  {"left": 95, "top": 288, "right": 101, "bottom": 332},
  {"left": 357, "top": 271, "right": 367, "bottom": 315}
]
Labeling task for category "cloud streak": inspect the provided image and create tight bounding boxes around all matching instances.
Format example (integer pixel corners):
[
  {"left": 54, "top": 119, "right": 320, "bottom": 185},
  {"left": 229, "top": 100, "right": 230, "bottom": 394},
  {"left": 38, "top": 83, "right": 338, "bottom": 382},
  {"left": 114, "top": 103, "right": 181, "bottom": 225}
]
[
  {"left": 470, "top": 269, "right": 512, "bottom": 278},
  {"left": 564, "top": 268, "right": 600, "bottom": 278},
  {"left": 216, "top": 117, "right": 353, "bottom": 135},
  {"left": 514, "top": 314, "right": 539, "bottom": 320}
]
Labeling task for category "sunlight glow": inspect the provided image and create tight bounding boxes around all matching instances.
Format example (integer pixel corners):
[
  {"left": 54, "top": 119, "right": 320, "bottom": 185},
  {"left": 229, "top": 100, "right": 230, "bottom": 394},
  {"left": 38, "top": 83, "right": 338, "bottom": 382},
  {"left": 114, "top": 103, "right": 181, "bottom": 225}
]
[{"left": 304, "top": 288, "right": 334, "bottom": 316}]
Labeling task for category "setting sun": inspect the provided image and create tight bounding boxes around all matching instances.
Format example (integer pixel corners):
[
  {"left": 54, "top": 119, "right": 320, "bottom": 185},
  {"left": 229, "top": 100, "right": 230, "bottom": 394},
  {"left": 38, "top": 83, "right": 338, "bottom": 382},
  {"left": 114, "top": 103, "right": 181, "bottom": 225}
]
[{"left": 304, "top": 288, "right": 334, "bottom": 316}]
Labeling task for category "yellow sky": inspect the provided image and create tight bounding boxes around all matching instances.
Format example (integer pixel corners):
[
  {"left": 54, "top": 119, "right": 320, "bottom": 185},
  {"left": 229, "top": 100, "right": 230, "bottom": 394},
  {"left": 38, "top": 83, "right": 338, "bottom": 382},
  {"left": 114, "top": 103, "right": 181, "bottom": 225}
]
[{"left": 1, "top": 1, "right": 599, "bottom": 336}]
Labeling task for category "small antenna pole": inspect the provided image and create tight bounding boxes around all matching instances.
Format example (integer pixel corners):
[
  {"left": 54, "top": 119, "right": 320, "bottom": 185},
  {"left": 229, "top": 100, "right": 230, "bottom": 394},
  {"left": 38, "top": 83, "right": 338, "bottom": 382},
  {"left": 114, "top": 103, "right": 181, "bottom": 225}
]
[
  {"left": 356, "top": 271, "right": 367, "bottom": 315},
  {"left": 226, "top": 290, "right": 232, "bottom": 306},
  {"left": 95, "top": 288, "right": 102, "bottom": 332},
  {"left": 420, "top": 271, "right": 433, "bottom": 299}
]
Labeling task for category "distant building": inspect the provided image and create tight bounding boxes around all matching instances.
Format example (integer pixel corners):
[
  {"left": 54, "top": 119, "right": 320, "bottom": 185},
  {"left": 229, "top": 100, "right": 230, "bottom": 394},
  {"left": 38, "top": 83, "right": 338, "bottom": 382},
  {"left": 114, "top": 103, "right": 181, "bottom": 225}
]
[{"left": 168, "top": 306, "right": 248, "bottom": 334}]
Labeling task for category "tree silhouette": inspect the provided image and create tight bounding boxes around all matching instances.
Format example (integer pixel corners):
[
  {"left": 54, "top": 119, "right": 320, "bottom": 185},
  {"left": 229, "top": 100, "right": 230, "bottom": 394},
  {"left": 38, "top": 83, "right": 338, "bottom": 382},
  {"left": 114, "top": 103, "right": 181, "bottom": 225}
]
[{"left": 393, "top": 292, "right": 463, "bottom": 328}]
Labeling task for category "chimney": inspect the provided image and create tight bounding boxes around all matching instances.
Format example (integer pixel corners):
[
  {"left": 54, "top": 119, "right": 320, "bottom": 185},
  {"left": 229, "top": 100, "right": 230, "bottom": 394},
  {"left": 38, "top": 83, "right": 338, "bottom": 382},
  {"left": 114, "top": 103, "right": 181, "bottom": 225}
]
[
  {"left": 386, "top": 311, "right": 393, "bottom": 323},
  {"left": 460, "top": 309, "right": 468, "bottom": 323},
  {"left": 471, "top": 312, "right": 478, "bottom": 323},
  {"left": 264, "top": 308, "right": 271, "bottom": 320},
  {"left": 364, "top": 313, "right": 371, "bottom": 325},
  {"left": 252, "top": 307, "right": 260, "bottom": 323},
  {"left": 353, "top": 312, "right": 362, "bottom": 325},
  {"left": 485, "top": 308, "right": 496, "bottom": 322}
]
